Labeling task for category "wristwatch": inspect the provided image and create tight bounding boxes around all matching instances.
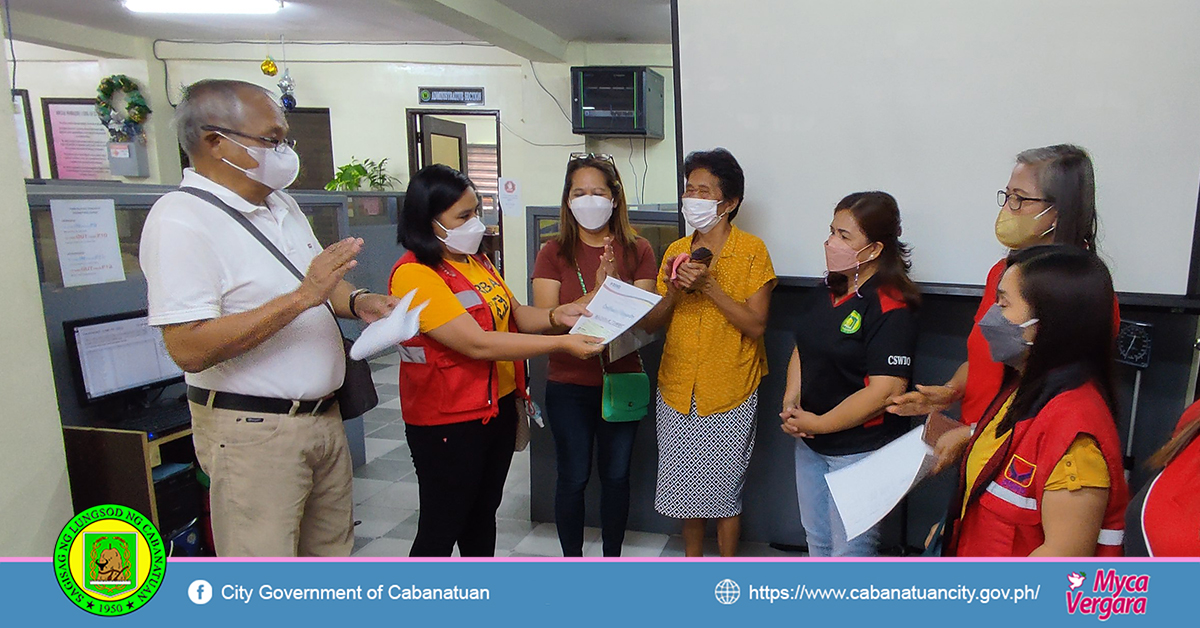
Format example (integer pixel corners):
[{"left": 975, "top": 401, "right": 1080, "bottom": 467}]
[{"left": 348, "top": 288, "right": 371, "bottom": 319}]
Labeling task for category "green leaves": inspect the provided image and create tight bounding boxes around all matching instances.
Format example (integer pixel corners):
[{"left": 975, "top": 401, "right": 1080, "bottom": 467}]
[{"left": 325, "top": 157, "right": 401, "bottom": 191}]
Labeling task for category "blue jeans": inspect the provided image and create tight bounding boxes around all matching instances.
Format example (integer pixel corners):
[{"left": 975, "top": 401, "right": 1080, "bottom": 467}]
[
  {"left": 793, "top": 439, "right": 882, "bottom": 557},
  {"left": 545, "top": 381, "right": 639, "bottom": 557}
]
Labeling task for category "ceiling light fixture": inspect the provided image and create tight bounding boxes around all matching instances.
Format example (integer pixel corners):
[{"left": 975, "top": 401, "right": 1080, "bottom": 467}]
[{"left": 123, "top": 0, "right": 284, "bottom": 15}]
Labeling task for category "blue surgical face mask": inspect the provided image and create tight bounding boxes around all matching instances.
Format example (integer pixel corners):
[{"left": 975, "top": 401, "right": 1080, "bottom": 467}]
[{"left": 978, "top": 304, "right": 1038, "bottom": 367}]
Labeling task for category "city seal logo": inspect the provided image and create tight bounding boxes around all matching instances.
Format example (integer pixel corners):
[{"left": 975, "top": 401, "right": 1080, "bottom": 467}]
[
  {"left": 54, "top": 505, "right": 166, "bottom": 617},
  {"left": 840, "top": 310, "right": 862, "bottom": 334}
]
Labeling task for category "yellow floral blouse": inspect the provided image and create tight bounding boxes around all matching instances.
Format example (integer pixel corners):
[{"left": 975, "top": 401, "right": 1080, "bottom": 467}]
[{"left": 656, "top": 226, "right": 776, "bottom": 416}]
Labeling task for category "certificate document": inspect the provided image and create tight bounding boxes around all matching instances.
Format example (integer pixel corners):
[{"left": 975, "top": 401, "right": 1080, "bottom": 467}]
[{"left": 569, "top": 276, "right": 662, "bottom": 344}]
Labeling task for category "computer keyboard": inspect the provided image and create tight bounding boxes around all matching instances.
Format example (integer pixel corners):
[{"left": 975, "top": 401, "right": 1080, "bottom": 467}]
[{"left": 119, "top": 401, "right": 192, "bottom": 439}]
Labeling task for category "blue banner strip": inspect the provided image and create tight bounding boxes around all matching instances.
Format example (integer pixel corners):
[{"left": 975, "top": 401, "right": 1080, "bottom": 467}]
[{"left": 4, "top": 559, "right": 1197, "bottom": 625}]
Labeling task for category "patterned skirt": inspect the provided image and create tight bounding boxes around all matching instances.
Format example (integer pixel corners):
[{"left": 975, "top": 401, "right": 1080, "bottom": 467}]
[{"left": 654, "top": 389, "right": 758, "bottom": 519}]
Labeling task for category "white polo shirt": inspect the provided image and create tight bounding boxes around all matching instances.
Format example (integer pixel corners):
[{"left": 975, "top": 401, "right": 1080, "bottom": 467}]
[{"left": 140, "top": 169, "right": 345, "bottom": 400}]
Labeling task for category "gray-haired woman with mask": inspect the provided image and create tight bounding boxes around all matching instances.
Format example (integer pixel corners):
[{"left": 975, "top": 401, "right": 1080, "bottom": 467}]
[{"left": 888, "top": 145, "right": 1116, "bottom": 474}]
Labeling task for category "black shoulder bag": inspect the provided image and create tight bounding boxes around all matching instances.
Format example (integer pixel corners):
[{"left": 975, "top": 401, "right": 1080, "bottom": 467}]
[{"left": 179, "top": 187, "right": 379, "bottom": 420}]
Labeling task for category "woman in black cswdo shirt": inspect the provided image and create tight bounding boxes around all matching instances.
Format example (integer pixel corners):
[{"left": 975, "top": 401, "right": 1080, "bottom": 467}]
[{"left": 781, "top": 191, "right": 920, "bottom": 557}]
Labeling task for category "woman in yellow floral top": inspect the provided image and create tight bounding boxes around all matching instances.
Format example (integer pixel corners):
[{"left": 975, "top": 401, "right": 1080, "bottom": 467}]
[{"left": 641, "top": 148, "right": 777, "bottom": 557}]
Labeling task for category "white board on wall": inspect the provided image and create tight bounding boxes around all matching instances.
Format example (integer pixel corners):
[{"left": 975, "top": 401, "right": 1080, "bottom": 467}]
[{"left": 676, "top": 0, "right": 1200, "bottom": 294}]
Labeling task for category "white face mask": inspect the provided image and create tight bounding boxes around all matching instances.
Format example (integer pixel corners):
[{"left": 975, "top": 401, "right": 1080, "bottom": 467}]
[
  {"left": 681, "top": 197, "right": 726, "bottom": 233},
  {"left": 435, "top": 217, "right": 487, "bottom": 255},
  {"left": 568, "top": 195, "right": 614, "bottom": 231},
  {"left": 218, "top": 133, "right": 301, "bottom": 191}
]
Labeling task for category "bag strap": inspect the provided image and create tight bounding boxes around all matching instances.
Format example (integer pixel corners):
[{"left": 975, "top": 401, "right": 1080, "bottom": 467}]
[{"left": 179, "top": 187, "right": 338, "bottom": 322}]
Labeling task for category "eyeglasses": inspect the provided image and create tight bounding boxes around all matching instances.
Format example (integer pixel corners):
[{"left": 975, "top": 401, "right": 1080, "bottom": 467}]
[
  {"left": 203, "top": 125, "right": 297, "bottom": 152},
  {"left": 997, "top": 190, "right": 1051, "bottom": 211},
  {"left": 569, "top": 152, "right": 615, "bottom": 165}
]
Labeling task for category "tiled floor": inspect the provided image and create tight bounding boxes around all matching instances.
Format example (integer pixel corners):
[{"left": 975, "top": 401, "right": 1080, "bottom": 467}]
[{"left": 353, "top": 352, "right": 795, "bottom": 558}]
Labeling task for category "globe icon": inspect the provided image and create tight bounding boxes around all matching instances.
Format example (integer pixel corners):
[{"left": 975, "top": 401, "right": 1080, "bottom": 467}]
[{"left": 714, "top": 579, "right": 740, "bottom": 605}]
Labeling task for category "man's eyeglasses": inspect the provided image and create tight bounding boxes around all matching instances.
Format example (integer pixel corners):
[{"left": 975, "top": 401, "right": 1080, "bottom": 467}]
[
  {"left": 997, "top": 190, "right": 1051, "bottom": 211},
  {"left": 203, "top": 125, "right": 297, "bottom": 152},
  {"left": 569, "top": 152, "right": 615, "bottom": 165}
]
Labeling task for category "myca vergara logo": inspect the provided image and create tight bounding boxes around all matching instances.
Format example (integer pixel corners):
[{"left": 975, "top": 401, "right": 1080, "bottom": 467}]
[
  {"left": 1065, "top": 569, "right": 1149, "bottom": 621},
  {"left": 54, "top": 505, "right": 166, "bottom": 617}
]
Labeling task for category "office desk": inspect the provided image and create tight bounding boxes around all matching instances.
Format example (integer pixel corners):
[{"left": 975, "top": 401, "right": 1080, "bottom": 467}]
[{"left": 61, "top": 425, "right": 200, "bottom": 535}]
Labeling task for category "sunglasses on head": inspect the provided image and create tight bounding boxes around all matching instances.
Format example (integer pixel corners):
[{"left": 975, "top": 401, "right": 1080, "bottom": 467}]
[{"left": 569, "top": 152, "right": 615, "bottom": 165}]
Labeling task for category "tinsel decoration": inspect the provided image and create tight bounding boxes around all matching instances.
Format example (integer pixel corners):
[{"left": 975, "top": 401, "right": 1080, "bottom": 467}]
[
  {"left": 95, "top": 74, "right": 151, "bottom": 143},
  {"left": 277, "top": 69, "right": 297, "bottom": 111}
]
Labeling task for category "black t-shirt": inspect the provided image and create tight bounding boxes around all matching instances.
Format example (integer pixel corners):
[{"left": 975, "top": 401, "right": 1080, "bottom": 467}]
[{"left": 793, "top": 275, "right": 917, "bottom": 456}]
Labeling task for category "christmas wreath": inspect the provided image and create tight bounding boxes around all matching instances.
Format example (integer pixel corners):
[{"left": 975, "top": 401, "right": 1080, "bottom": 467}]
[{"left": 95, "top": 74, "right": 151, "bottom": 143}]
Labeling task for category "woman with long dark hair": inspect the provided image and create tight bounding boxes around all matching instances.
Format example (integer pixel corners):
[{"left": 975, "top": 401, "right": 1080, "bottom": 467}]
[
  {"left": 944, "top": 246, "right": 1129, "bottom": 557},
  {"left": 781, "top": 191, "right": 920, "bottom": 557},
  {"left": 531, "top": 154, "right": 657, "bottom": 557},
  {"left": 388, "top": 164, "right": 603, "bottom": 557}
]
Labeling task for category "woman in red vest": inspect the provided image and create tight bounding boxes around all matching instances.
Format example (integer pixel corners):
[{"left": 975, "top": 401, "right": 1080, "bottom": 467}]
[
  {"left": 944, "top": 245, "right": 1129, "bottom": 557},
  {"left": 389, "top": 165, "right": 603, "bottom": 557},
  {"left": 889, "top": 146, "right": 1106, "bottom": 450},
  {"left": 1125, "top": 401, "right": 1200, "bottom": 556}
]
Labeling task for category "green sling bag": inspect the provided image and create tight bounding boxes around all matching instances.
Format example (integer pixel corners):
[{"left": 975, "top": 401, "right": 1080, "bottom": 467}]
[{"left": 576, "top": 266, "right": 650, "bottom": 422}]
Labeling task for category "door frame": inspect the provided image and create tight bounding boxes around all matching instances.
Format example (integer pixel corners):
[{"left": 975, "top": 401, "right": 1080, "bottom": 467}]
[
  {"left": 405, "top": 108, "right": 506, "bottom": 274},
  {"left": 418, "top": 115, "right": 469, "bottom": 175},
  {"left": 405, "top": 108, "right": 502, "bottom": 180}
]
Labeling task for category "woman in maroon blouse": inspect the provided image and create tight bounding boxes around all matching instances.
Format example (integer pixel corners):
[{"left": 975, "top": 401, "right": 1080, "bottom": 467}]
[{"left": 532, "top": 154, "right": 658, "bottom": 557}]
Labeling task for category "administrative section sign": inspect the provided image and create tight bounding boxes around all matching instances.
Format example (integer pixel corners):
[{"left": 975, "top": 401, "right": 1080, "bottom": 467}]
[
  {"left": 418, "top": 87, "right": 485, "bottom": 105},
  {"left": 2, "top": 558, "right": 1196, "bottom": 625}
]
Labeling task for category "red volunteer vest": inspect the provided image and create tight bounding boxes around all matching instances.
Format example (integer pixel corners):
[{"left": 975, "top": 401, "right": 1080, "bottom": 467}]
[
  {"left": 948, "top": 381, "right": 1129, "bottom": 557},
  {"left": 1134, "top": 402, "right": 1200, "bottom": 556},
  {"left": 389, "top": 252, "right": 528, "bottom": 426}
]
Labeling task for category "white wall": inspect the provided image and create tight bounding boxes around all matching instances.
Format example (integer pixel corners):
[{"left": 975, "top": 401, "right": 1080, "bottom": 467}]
[
  {"left": 0, "top": 37, "right": 74, "bottom": 557},
  {"left": 157, "top": 42, "right": 677, "bottom": 301},
  {"left": 678, "top": 0, "right": 1200, "bottom": 294},
  {"left": 580, "top": 44, "right": 677, "bottom": 209}
]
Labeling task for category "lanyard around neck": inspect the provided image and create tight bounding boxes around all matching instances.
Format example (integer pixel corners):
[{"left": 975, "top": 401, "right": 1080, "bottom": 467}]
[{"left": 575, "top": 266, "right": 589, "bottom": 295}]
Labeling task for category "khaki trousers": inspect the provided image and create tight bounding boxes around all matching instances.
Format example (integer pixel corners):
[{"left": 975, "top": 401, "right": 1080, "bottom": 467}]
[{"left": 189, "top": 400, "right": 354, "bottom": 557}]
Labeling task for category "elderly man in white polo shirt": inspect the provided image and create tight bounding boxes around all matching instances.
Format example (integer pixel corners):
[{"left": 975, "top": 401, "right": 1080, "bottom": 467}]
[{"left": 139, "top": 79, "right": 396, "bottom": 557}]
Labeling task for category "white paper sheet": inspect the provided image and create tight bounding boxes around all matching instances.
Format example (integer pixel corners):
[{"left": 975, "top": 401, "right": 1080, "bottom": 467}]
[
  {"left": 825, "top": 425, "right": 937, "bottom": 542},
  {"left": 568, "top": 276, "right": 662, "bottom": 344},
  {"left": 348, "top": 290, "right": 427, "bottom": 361},
  {"left": 50, "top": 198, "right": 126, "bottom": 287}
]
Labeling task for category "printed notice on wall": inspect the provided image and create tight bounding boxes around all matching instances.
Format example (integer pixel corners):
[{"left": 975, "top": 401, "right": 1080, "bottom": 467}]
[
  {"left": 44, "top": 101, "right": 113, "bottom": 180},
  {"left": 50, "top": 199, "right": 126, "bottom": 287},
  {"left": 498, "top": 177, "right": 524, "bottom": 218}
]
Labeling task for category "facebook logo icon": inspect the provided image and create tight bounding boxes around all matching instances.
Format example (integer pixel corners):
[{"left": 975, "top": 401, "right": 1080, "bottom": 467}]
[{"left": 188, "top": 580, "right": 213, "bottom": 605}]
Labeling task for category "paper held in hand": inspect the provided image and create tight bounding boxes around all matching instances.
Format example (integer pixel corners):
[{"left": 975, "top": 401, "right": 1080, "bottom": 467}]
[
  {"left": 568, "top": 276, "right": 662, "bottom": 345},
  {"left": 348, "top": 290, "right": 428, "bottom": 361},
  {"left": 824, "top": 420, "right": 941, "bottom": 542}
]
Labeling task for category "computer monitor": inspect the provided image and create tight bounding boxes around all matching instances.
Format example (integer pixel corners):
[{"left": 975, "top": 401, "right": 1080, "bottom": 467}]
[{"left": 63, "top": 310, "right": 184, "bottom": 406}]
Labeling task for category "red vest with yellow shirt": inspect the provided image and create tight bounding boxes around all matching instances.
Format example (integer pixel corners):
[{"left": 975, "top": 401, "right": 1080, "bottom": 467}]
[
  {"left": 389, "top": 251, "right": 528, "bottom": 427},
  {"left": 947, "top": 377, "right": 1129, "bottom": 557}
]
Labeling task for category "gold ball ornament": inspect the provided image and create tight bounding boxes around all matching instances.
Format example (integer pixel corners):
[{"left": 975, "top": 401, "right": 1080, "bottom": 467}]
[{"left": 261, "top": 57, "right": 279, "bottom": 77}]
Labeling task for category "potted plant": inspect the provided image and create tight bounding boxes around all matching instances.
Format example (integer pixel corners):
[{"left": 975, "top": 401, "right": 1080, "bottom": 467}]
[{"left": 325, "top": 157, "right": 401, "bottom": 191}]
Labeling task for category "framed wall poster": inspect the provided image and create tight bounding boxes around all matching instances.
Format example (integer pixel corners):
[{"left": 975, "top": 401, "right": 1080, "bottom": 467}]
[
  {"left": 12, "top": 89, "right": 40, "bottom": 179},
  {"left": 41, "top": 97, "right": 113, "bottom": 180}
]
